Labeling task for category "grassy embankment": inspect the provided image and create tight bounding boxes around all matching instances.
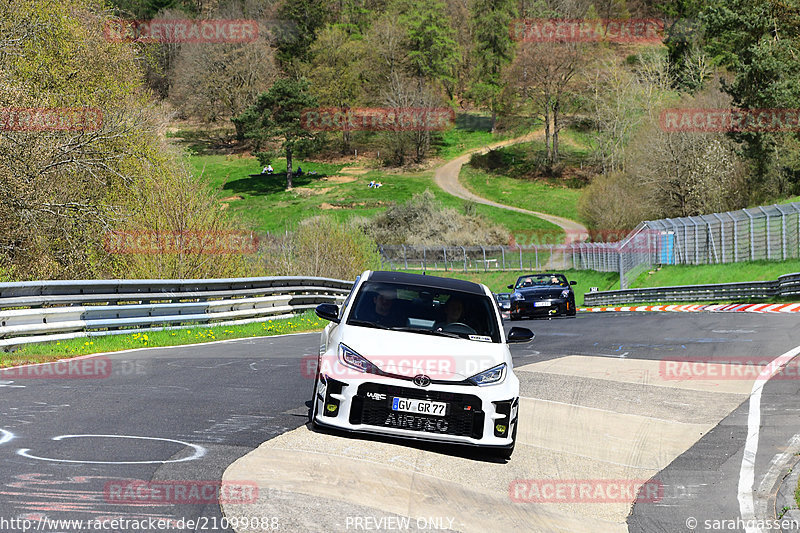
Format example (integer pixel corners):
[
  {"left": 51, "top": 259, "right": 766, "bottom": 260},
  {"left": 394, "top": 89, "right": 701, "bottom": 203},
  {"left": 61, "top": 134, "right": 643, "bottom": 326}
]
[{"left": 5, "top": 311, "right": 323, "bottom": 365}]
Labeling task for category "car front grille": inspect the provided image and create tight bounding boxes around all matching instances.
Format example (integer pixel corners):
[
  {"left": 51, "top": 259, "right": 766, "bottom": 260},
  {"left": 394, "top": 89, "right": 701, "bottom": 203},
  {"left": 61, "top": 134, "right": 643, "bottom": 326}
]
[{"left": 350, "top": 383, "right": 484, "bottom": 438}]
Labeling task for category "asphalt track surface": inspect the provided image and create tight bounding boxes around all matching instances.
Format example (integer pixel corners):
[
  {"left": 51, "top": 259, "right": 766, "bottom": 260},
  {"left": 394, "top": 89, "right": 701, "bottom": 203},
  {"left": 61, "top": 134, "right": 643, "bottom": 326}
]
[{"left": 0, "top": 312, "right": 798, "bottom": 532}]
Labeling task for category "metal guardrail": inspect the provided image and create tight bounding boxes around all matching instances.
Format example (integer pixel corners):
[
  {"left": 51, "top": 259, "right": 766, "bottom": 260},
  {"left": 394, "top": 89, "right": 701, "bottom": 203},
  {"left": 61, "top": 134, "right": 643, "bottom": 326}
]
[
  {"left": 0, "top": 276, "right": 353, "bottom": 351},
  {"left": 583, "top": 272, "right": 800, "bottom": 306}
]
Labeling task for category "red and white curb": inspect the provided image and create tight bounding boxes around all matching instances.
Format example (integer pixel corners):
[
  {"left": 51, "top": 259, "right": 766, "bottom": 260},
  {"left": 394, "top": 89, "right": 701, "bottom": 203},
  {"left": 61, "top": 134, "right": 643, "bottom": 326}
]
[{"left": 578, "top": 303, "right": 800, "bottom": 314}]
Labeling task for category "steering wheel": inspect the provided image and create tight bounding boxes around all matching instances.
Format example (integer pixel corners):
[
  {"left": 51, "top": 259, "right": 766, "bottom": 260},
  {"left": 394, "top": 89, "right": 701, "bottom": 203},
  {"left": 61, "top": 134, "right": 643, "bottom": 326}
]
[{"left": 440, "top": 322, "right": 477, "bottom": 335}]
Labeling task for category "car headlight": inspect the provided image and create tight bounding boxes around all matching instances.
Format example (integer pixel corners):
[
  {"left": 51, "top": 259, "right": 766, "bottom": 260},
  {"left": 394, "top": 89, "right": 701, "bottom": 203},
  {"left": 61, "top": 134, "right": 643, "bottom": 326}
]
[
  {"left": 561, "top": 289, "right": 570, "bottom": 298},
  {"left": 468, "top": 363, "right": 506, "bottom": 386},
  {"left": 511, "top": 292, "right": 525, "bottom": 301},
  {"left": 338, "top": 343, "right": 374, "bottom": 373}
]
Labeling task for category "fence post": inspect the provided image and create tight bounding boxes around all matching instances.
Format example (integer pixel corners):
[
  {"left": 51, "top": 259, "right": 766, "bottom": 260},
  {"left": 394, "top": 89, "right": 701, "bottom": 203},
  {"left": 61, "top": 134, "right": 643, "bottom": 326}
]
[
  {"left": 519, "top": 247, "right": 523, "bottom": 270},
  {"left": 758, "top": 206, "right": 771, "bottom": 259},
  {"left": 535, "top": 246, "right": 539, "bottom": 270},
  {"left": 712, "top": 213, "right": 725, "bottom": 262},
  {"left": 443, "top": 246, "right": 448, "bottom": 271},
  {"left": 501, "top": 247, "right": 506, "bottom": 270},
  {"left": 745, "top": 210, "right": 754, "bottom": 260},
  {"left": 423, "top": 247, "right": 426, "bottom": 270},
  {"left": 481, "top": 246, "right": 487, "bottom": 272},
  {"left": 402, "top": 245, "right": 408, "bottom": 270},
  {"left": 462, "top": 246, "right": 467, "bottom": 272}
]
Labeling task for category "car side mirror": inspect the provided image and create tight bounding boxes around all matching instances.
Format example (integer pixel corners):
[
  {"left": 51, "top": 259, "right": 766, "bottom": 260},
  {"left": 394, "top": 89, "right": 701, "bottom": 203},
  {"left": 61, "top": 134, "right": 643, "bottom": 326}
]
[
  {"left": 315, "top": 303, "right": 340, "bottom": 323},
  {"left": 570, "top": 280, "right": 577, "bottom": 285},
  {"left": 507, "top": 284, "right": 514, "bottom": 290},
  {"left": 507, "top": 327, "right": 535, "bottom": 343}
]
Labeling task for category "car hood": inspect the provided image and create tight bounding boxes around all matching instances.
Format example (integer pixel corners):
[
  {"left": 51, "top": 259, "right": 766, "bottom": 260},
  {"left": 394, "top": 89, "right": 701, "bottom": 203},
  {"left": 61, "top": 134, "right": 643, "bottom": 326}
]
[
  {"left": 338, "top": 327, "right": 507, "bottom": 381},
  {"left": 516, "top": 286, "right": 567, "bottom": 299}
]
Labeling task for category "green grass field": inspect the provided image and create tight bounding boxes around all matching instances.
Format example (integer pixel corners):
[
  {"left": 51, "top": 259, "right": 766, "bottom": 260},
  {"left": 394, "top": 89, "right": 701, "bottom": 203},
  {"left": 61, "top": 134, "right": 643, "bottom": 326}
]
[
  {"left": 4, "top": 311, "right": 323, "bottom": 365},
  {"left": 631, "top": 259, "right": 800, "bottom": 288},
  {"left": 179, "top": 119, "right": 561, "bottom": 236},
  {"left": 461, "top": 165, "right": 584, "bottom": 223},
  {"left": 459, "top": 135, "right": 590, "bottom": 224}
]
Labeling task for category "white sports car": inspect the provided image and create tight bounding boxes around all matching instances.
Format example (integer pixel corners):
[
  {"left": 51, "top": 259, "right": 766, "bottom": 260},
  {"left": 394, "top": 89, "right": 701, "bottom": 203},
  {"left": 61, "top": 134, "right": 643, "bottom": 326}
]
[{"left": 309, "top": 270, "right": 534, "bottom": 459}]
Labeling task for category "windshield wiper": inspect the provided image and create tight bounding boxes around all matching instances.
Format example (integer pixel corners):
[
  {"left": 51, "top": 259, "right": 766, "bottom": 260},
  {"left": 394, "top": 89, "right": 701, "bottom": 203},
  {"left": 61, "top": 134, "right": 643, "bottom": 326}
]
[
  {"left": 348, "top": 319, "right": 389, "bottom": 330},
  {"left": 389, "top": 326, "right": 463, "bottom": 339}
]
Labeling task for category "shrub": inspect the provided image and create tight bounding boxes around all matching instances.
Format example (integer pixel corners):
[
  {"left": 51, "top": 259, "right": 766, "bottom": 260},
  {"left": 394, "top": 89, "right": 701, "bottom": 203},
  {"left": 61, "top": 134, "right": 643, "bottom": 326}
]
[
  {"left": 263, "top": 217, "right": 381, "bottom": 280},
  {"left": 362, "top": 190, "right": 509, "bottom": 245}
]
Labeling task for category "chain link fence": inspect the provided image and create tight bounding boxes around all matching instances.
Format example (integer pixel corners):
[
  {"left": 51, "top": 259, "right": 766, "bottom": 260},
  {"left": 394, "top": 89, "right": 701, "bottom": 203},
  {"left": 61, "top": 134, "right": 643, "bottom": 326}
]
[{"left": 378, "top": 202, "right": 800, "bottom": 289}]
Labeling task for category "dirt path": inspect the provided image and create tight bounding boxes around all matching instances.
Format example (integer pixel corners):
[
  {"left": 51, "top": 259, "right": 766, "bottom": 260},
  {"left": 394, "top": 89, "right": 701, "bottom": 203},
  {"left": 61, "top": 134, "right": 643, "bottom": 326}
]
[{"left": 434, "top": 132, "right": 588, "bottom": 245}]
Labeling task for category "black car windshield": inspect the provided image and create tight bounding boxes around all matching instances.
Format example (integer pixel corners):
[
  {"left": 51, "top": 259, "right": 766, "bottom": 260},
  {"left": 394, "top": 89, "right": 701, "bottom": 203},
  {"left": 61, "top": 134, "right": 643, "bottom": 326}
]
[
  {"left": 347, "top": 281, "right": 501, "bottom": 343},
  {"left": 515, "top": 274, "right": 568, "bottom": 288}
]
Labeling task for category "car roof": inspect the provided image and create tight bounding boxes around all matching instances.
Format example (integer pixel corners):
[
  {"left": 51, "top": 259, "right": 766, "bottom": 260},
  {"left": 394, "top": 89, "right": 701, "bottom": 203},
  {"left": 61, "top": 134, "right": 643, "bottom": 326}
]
[
  {"left": 517, "top": 273, "right": 565, "bottom": 278},
  {"left": 367, "top": 271, "right": 486, "bottom": 295}
]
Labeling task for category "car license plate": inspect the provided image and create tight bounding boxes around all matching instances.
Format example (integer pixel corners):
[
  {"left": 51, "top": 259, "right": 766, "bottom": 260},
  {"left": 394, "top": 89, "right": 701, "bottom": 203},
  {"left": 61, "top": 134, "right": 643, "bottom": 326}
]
[
  {"left": 534, "top": 301, "right": 550, "bottom": 307},
  {"left": 391, "top": 397, "right": 447, "bottom": 417}
]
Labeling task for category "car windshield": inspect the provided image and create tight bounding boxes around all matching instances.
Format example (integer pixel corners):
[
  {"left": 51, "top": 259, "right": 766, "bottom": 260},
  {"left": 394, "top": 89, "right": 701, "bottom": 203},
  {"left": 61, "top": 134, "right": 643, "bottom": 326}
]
[
  {"left": 516, "top": 274, "right": 568, "bottom": 288},
  {"left": 497, "top": 293, "right": 510, "bottom": 302},
  {"left": 347, "top": 281, "right": 501, "bottom": 343}
]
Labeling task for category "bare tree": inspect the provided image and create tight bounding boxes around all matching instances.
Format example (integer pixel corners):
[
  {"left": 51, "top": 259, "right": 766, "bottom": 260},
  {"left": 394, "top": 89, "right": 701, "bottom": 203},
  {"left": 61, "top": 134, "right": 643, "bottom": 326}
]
[
  {"left": 507, "top": 40, "right": 587, "bottom": 165},
  {"left": 169, "top": 10, "right": 280, "bottom": 126}
]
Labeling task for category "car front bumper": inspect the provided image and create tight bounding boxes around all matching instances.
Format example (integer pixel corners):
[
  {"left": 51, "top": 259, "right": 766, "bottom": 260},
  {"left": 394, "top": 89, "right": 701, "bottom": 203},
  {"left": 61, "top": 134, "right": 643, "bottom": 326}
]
[
  {"left": 511, "top": 298, "right": 571, "bottom": 316},
  {"left": 312, "top": 372, "right": 519, "bottom": 448}
]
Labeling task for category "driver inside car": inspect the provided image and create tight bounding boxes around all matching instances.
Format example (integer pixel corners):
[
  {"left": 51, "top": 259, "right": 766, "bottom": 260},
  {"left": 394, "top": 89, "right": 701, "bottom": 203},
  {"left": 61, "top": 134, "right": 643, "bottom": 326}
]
[
  {"left": 361, "top": 287, "right": 405, "bottom": 328},
  {"left": 434, "top": 296, "right": 466, "bottom": 332}
]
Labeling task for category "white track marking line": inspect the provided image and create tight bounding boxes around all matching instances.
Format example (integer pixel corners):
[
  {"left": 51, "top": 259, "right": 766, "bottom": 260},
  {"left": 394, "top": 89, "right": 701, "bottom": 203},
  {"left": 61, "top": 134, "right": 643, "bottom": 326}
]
[
  {"left": 17, "top": 434, "right": 206, "bottom": 464},
  {"left": 738, "top": 344, "right": 800, "bottom": 533}
]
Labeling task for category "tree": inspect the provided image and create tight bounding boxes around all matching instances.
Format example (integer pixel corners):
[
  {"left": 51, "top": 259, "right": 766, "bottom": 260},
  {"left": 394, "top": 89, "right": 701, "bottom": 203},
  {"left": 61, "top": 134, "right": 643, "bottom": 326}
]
[
  {"left": 306, "top": 26, "right": 367, "bottom": 152},
  {"left": 401, "top": 0, "right": 459, "bottom": 90},
  {"left": 587, "top": 47, "right": 671, "bottom": 174},
  {"left": 233, "top": 78, "right": 318, "bottom": 189},
  {"left": 468, "top": 0, "right": 518, "bottom": 131},
  {"left": 507, "top": 40, "right": 586, "bottom": 165},
  {"left": 276, "top": 0, "right": 331, "bottom": 67},
  {"left": 0, "top": 0, "right": 246, "bottom": 280},
  {"left": 170, "top": 30, "right": 279, "bottom": 125},
  {"left": 701, "top": 0, "right": 800, "bottom": 201}
]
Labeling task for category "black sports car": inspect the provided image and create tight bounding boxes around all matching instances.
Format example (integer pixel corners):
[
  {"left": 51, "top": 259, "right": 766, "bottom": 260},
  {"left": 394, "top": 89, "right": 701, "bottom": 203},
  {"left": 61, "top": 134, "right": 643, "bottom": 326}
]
[
  {"left": 507, "top": 273, "right": 577, "bottom": 319},
  {"left": 494, "top": 292, "right": 511, "bottom": 320}
]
